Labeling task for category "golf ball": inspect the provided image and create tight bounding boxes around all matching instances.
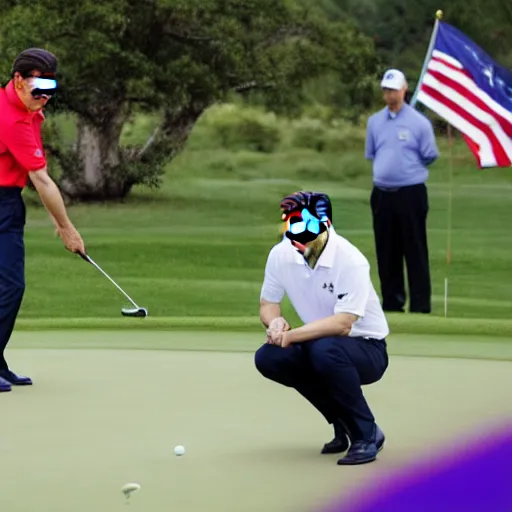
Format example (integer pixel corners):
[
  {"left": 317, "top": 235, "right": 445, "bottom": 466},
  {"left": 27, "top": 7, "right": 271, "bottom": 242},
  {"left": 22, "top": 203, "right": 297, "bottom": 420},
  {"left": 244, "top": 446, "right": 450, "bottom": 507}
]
[
  {"left": 174, "top": 445, "right": 185, "bottom": 456},
  {"left": 122, "top": 482, "right": 141, "bottom": 496}
]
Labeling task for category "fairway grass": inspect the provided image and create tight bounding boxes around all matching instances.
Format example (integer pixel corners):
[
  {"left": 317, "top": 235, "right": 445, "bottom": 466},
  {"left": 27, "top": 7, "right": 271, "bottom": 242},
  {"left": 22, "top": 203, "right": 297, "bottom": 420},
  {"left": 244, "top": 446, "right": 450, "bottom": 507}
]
[
  {"left": 15, "top": 133, "right": 512, "bottom": 349},
  {"left": 2, "top": 342, "right": 511, "bottom": 512},
  {"left": 12, "top": 313, "right": 512, "bottom": 339},
  {"left": 7, "top": 331, "right": 512, "bottom": 362}
]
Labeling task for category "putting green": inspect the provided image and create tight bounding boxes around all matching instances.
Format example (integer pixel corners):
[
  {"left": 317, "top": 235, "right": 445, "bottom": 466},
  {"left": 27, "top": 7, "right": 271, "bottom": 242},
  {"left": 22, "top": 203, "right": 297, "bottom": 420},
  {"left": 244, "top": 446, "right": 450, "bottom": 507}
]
[{"left": 1, "top": 332, "right": 511, "bottom": 512}]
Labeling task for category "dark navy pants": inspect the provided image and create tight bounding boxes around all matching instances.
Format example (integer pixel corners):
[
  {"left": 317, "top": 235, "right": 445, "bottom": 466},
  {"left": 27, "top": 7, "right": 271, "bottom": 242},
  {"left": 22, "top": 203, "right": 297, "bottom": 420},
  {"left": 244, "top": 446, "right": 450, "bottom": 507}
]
[
  {"left": 0, "top": 187, "right": 26, "bottom": 371},
  {"left": 255, "top": 336, "right": 388, "bottom": 441},
  {"left": 370, "top": 183, "right": 431, "bottom": 313}
]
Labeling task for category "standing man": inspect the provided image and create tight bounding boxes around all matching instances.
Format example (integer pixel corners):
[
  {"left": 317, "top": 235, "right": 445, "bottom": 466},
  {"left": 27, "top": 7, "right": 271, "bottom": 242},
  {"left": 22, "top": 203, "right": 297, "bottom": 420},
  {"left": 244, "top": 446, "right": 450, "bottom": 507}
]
[
  {"left": 365, "top": 69, "right": 439, "bottom": 314},
  {"left": 0, "top": 48, "right": 85, "bottom": 392},
  {"left": 255, "top": 191, "right": 389, "bottom": 466}
]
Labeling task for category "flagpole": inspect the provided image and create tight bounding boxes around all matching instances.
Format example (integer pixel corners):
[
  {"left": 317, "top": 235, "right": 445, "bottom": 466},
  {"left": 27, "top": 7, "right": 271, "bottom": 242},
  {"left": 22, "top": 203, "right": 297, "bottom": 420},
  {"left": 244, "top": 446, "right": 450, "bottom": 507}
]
[
  {"left": 445, "top": 123, "right": 454, "bottom": 317},
  {"left": 410, "top": 10, "right": 443, "bottom": 108}
]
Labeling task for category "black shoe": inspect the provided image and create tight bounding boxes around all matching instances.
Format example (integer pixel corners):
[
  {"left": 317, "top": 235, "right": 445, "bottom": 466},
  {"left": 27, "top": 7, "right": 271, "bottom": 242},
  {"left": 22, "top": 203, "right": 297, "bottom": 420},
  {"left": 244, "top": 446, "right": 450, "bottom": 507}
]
[
  {"left": 322, "top": 422, "right": 385, "bottom": 455},
  {"left": 0, "top": 376, "right": 11, "bottom": 392},
  {"left": 336, "top": 424, "right": 385, "bottom": 466},
  {"left": 321, "top": 419, "right": 350, "bottom": 454},
  {"left": 337, "top": 440, "right": 378, "bottom": 465},
  {"left": 0, "top": 370, "right": 32, "bottom": 386}
]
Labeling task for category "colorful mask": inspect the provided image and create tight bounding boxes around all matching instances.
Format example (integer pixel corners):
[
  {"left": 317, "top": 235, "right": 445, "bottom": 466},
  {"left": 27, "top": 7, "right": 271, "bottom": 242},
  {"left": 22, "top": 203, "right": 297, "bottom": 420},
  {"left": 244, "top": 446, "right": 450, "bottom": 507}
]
[
  {"left": 280, "top": 191, "right": 332, "bottom": 246},
  {"left": 279, "top": 191, "right": 333, "bottom": 267}
]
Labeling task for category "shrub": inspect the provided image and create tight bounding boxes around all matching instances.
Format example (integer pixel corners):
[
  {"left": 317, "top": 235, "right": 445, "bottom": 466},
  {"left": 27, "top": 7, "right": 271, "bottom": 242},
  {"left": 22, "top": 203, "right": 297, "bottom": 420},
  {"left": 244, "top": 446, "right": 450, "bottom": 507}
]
[
  {"left": 290, "top": 117, "right": 328, "bottom": 152},
  {"left": 199, "top": 103, "right": 282, "bottom": 153}
]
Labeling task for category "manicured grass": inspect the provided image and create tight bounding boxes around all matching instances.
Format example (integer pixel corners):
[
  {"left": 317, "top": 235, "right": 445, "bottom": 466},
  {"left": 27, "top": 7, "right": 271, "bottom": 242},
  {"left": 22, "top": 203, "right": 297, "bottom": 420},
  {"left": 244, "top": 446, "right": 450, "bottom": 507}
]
[
  {"left": 17, "top": 127, "right": 512, "bottom": 341},
  {"left": 3, "top": 334, "right": 512, "bottom": 511},
  {"left": 9, "top": 330, "right": 512, "bottom": 361}
]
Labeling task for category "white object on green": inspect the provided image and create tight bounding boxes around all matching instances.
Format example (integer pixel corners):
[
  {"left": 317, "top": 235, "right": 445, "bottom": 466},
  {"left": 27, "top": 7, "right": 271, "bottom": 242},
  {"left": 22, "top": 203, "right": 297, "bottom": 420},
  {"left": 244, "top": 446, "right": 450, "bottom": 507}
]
[
  {"left": 122, "top": 482, "right": 141, "bottom": 498},
  {"left": 174, "top": 445, "right": 185, "bottom": 456}
]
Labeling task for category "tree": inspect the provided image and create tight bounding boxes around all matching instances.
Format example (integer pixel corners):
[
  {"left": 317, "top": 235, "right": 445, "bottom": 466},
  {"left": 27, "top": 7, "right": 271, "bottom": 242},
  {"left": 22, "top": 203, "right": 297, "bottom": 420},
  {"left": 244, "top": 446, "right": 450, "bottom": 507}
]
[{"left": 0, "top": 0, "right": 378, "bottom": 201}]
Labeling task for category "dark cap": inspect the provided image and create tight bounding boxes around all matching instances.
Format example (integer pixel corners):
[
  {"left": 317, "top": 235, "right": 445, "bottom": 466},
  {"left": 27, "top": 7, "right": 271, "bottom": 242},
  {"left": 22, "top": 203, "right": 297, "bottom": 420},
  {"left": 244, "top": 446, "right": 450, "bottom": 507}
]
[{"left": 11, "top": 48, "right": 58, "bottom": 78}]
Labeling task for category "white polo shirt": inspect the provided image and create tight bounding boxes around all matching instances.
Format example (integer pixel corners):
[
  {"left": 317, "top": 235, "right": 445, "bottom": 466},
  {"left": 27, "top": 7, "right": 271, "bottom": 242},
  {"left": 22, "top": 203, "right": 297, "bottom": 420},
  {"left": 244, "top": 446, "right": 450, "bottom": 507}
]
[{"left": 260, "top": 228, "right": 389, "bottom": 340}]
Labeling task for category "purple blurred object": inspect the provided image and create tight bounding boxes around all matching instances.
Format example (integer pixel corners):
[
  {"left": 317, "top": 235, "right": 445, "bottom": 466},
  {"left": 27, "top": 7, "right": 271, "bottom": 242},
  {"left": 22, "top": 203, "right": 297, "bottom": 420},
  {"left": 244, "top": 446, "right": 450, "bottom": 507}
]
[{"left": 322, "top": 422, "right": 512, "bottom": 512}]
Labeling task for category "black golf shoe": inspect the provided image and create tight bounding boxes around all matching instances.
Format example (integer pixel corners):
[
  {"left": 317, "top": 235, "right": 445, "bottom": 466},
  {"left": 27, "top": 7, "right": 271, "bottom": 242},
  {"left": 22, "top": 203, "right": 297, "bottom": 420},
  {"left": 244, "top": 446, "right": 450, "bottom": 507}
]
[
  {"left": 322, "top": 421, "right": 385, "bottom": 455},
  {"left": 321, "top": 419, "right": 350, "bottom": 454},
  {"left": 0, "top": 370, "right": 32, "bottom": 386},
  {"left": 337, "top": 425, "right": 386, "bottom": 466},
  {"left": 0, "top": 376, "right": 11, "bottom": 392}
]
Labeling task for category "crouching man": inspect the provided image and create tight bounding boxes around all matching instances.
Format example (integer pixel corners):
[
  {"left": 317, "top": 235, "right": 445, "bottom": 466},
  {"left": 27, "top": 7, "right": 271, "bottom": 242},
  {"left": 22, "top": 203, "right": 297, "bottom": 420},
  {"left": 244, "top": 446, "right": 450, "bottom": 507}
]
[{"left": 255, "top": 191, "right": 389, "bottom": 465}]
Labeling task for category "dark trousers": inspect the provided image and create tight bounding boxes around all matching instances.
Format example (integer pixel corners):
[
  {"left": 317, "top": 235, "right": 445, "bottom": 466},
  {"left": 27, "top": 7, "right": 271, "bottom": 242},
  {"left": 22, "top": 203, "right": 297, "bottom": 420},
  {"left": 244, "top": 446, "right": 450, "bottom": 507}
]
[
  {"left": 254, "top": 336, "right": 388, "bottom": 441},
  {"left": 0, "top": 187, "right": 26, "bottom": 371},
  {"left": 370, "top": 183, "right": 431, "bottom": 313}
]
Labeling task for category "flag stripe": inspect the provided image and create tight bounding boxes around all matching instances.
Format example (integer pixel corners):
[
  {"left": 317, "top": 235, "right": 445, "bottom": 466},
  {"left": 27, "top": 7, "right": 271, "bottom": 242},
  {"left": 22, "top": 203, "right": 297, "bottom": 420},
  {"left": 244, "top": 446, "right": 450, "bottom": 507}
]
[
  {"left": 426, "top": 69, "right": 512, "bottom": 139},
  {"left": 422, "top": 71, "right": 512, "bottom": 161},
  {"left": 431, "top": 56, "right": 470, "bottom": 77},
  {"left": 417, "top": 90, "right": 497, "bottom": 167},
  {"left": 427, "top": 57, "right": 512, "bottom": 125},
  {"left": 432, "top": 49, "right": 462, "bottom": 69},
  {"left": 421, "top": 84, "right": 511, "bottom": 166}
]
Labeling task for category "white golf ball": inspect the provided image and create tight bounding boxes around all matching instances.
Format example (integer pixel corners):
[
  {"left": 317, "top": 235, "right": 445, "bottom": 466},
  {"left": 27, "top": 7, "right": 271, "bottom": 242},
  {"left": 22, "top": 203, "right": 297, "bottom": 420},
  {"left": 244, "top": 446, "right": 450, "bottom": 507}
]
[
  {"left": 122, "top": 482, "right": 141, "bottom": 496},
  {"left": 174, "top": 445, "right": 185, "bottom": 456}
]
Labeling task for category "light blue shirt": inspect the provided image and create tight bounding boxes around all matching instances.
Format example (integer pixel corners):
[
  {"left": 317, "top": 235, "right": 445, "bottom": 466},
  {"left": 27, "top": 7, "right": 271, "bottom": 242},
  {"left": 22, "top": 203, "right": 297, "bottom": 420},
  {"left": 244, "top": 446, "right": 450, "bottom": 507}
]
[{"left": 365, "top": 104, "right": 439, "bottom": 188}]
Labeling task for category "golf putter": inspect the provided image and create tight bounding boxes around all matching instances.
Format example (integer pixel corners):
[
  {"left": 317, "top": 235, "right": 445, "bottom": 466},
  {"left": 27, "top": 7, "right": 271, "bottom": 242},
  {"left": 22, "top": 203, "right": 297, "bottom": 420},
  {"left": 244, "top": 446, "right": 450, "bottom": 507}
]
[{"left": 78, "top": 253, "right": 148, "bottom": 317}]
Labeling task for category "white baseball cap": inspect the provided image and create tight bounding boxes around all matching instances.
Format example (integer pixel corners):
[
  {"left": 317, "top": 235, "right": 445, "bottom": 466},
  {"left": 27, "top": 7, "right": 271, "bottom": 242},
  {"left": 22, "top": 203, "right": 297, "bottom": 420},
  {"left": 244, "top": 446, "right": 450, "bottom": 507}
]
[{"left": 380, "top": 69, "right": 407, "bottom": 90}]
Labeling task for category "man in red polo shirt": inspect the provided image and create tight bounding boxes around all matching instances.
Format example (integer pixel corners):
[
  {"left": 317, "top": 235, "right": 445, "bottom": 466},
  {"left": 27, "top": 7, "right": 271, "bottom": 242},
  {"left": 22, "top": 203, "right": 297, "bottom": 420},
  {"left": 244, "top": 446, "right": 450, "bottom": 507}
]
[{"left": 0, "top": 48, "right": 85, "bottom": 392}]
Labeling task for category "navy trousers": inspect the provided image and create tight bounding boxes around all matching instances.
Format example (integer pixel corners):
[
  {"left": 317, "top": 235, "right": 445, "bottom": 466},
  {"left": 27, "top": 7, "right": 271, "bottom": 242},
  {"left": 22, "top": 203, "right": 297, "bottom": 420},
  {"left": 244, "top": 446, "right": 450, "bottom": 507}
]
[
  {"left": 0, "top": 187, "right": 26, "bottom": 371},
  {"left": 370, "top": 184, "right": 431, "bottom": 313},
  {"left": 255, "top": 336, "right": 388, "bottom": 441}
]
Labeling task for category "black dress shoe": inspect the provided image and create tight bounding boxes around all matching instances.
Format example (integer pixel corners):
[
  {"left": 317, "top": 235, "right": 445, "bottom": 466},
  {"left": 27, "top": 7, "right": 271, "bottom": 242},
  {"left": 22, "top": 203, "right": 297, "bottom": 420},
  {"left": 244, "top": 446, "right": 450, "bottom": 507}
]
[
  {"left": 0, "top": 376, "right": 12, "bottom": 392},
  {"left": 321, "top": 419, "right": 350, "bottom": 454},
  {"left": 0, "top": 370, "right": 32, "bottom": 386}
]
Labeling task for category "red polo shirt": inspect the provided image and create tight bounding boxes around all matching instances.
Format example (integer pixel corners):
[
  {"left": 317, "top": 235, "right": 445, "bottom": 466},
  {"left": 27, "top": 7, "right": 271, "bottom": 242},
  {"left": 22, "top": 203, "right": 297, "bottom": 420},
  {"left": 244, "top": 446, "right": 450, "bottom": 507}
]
[{"left": 0, "top": 80, "right": 47, "bottom": 188}]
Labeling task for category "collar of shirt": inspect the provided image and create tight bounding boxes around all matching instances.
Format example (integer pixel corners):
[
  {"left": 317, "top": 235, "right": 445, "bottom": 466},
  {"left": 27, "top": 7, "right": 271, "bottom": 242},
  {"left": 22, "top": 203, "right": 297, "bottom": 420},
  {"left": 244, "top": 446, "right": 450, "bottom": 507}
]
[
  {"left": 5, "top": 80, "right": 45, "bottom": 120},
  {"left": 288, "top": 226, "right": 337, "bottom": 268},
  {"left": 386, "top": 103, "right": 408, "bottom": 120}
]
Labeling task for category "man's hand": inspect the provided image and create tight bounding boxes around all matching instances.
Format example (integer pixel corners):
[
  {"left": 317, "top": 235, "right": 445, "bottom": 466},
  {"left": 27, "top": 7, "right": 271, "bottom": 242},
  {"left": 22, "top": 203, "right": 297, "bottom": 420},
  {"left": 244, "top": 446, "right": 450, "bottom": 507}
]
[
  {"left": 268, "top": 330, "right": 293, "bottom": 349},
  {"left": 57, "top": 225, "right": 86, "bottom": 255},
  {"left": 266, "top": 316, "right": 290, "bottom": 345}
]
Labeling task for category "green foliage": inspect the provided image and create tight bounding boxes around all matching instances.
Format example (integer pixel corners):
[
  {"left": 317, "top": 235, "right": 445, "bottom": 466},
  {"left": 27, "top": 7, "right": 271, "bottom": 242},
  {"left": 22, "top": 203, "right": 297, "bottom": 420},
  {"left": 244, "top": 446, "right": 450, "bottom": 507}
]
[
  {"left": 0, "top": 0, "right": 379, "bottom": 200},
  {"left": 323, "top": 0, "right": 512, "bottom": 90},
  {"left": 198, "top": 104, "right": 282, "bottom": 153},
  {"left": 290, "top": 115, "right": 366, "bottom": 153}
]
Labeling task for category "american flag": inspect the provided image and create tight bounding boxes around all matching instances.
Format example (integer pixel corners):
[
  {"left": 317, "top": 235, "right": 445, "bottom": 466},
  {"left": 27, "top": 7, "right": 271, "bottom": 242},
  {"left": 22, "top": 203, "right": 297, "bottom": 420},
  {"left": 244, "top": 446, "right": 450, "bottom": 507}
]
[{"left": 412, "top": 21, "right": 512, "bottom": 168}]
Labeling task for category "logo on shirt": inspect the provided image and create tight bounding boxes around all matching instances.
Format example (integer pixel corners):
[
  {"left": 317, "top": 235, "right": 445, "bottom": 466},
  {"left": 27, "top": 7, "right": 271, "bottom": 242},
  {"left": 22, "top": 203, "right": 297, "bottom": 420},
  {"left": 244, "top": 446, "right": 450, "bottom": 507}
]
[
  {"left": 337, "top": 293, "right": 347, "bottom": 300},
  {"left": 35, "top": 149, "right": 43, "bottom": 158},
  {"left": 323, "top": 282, "right": 334, "bottom": 293},
  {"left": 398, "top": 130, "right": 409, "bottom": 141}
]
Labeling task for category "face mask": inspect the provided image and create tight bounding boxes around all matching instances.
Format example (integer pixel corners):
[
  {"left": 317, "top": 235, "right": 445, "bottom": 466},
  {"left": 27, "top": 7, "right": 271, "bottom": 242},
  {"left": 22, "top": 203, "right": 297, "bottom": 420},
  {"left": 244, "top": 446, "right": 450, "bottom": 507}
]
[
  {"left": 284, "top": 208, "right": 329, "bottom": 245},
  {"left": 30, "top": 77, "right": 58, "bottom": 98}
]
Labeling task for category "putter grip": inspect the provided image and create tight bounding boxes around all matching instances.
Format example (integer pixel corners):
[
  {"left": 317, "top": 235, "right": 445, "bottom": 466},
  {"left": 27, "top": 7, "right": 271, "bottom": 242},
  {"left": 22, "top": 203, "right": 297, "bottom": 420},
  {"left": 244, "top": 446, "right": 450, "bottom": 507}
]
[{"left": 78, "top": 252, "right": 89, "bottom": 262}]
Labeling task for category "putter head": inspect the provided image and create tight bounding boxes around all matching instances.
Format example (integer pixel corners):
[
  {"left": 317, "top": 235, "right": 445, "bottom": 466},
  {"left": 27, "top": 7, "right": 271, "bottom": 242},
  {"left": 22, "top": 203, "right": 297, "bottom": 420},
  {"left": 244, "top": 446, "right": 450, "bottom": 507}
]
[{"left": 121, "top": 307, "right": 148, "bottom": 318}]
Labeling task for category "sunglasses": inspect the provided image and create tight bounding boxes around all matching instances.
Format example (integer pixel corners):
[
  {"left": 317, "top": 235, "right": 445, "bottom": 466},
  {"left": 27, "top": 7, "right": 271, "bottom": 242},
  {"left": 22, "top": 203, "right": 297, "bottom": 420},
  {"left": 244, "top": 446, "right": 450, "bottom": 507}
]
[{"left": 30, "top": 77, "right": 58, "bottom": 98}]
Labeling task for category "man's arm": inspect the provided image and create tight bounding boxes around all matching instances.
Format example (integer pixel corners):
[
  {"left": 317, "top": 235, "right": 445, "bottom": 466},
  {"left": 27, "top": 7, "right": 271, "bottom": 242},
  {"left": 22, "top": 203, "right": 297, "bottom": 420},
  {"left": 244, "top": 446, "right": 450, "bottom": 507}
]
[
  {"left": 419, "top": 120, "right": 439, "bottom": 166},
  {"left": 281, "top": 263, "right": 370, "bottom": 347},
  {"left": 260, "top": 299, "right": 283, "bottom": 329},
  {"left": 285, "top": 313, "right": 357, "bottom": 344},
  {"left": 365, "top": 117, "right": 375, "bottom": 161},
  {"left": 259, "top": 248, "right": 287, "bottom": 335},
  {"left": 29, "top": 169, "right": 74, "bottom": 229}
]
